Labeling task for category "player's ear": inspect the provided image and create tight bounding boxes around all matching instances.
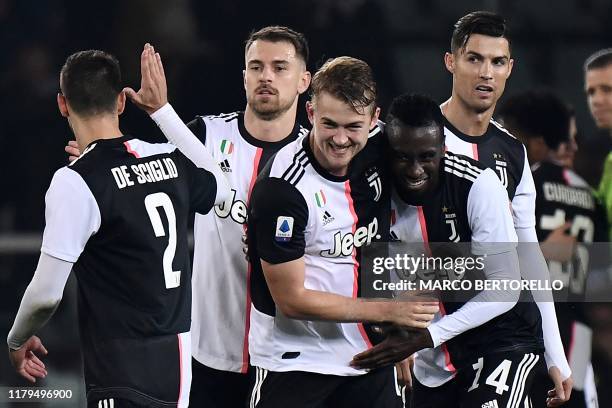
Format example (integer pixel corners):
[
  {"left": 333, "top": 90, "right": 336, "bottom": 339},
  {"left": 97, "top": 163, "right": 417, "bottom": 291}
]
[
  {"left": 243, "top": 69, "right": 247, "bottom": 90},
  {"left": 444, "top": 52, "right": 455, "bottom": 73},
  {"left": 57, "top": 93, "right": 69, "bottom": 118},
  {"left": 506, "top": 58, "right": 514, "bottom": 78},
  {"left": 370, "top": 106, "right": 381, "bottom": 129},
  {"left": 117, "top": 91, "right": 126, "bottom": 115},
  {"left": 298, "top": 70, "right": 311, "bottom": 95},
  {"left": 306, "top": 100, "right": 315, "bottom": 125}
]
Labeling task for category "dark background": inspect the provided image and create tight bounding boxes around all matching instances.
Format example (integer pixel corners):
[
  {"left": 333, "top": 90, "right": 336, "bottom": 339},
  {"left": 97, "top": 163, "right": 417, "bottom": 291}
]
[{"left": 0, "top": 0, "right": 611, "bottom": 406}]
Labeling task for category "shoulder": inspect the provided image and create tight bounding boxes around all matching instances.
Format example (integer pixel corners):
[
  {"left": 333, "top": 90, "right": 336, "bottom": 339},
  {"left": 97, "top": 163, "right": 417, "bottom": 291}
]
[
  {"left": 489, "top": 119, "right": 526, "bottom": 154},
  {"left": 198, "top": 111, "right": 241, "bottom": 124},
  {"left": 264, "top": 135, "right": 311, "bottom": 185},
  {"left": 443, "top": 151, "right": 487, "bottom": 183}
]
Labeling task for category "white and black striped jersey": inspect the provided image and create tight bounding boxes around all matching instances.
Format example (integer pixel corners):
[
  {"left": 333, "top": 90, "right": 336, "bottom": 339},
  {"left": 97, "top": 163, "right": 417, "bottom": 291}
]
[
  {"left": 398, "top": 152, "right": 544, "bottom": 387},
  {"left": 533, "top": 160, "right": 606, "bottom": 386},
  {"left": 413, "top": 116, "right": 539, "bottom": 386},
  {"left": 444, "top": 117, "right": 535, "bottom": 229},
  {"left": 186, "top": 112, "right": 308, "bottom": 373},
  {"left": 41, "top": 136, "right": 218, "bottom": 407},
  {"left": 247, "top": 126, "right": 390, "bottom": 376}
]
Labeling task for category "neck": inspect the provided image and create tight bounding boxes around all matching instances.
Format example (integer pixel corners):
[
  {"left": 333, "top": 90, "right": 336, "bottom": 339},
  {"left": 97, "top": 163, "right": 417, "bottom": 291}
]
[
  {"left": 243, "top": 101, "right": 298, "bottom": 142},
  {"left": 71, "top": 114, "right": 123, "bottom": 149},
  {"left": 441, "top": 96, "right": 494, "bottom": 136}
]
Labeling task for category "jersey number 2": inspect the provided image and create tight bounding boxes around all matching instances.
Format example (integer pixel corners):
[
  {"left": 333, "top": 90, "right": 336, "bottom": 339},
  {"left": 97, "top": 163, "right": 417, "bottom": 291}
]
[{"left": 145, "top": 192, "right": 181, "bottom": 289}]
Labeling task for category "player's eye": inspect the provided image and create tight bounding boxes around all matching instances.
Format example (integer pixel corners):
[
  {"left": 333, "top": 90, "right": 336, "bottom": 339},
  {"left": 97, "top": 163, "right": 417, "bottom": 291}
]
[{"left": 492, "top": 59, "right": 506, "bottom": 66}]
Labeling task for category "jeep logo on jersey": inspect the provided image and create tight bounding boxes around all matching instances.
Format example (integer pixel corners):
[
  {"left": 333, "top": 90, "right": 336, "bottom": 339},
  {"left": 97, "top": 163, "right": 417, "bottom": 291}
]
[
  {"left": 214, "top": 189, "right": 247, "bottom": 224},
  {"left": 366, "top": 168, "right": 382, "bottom": 202},
  {"left": 320, "top": 218, "right": 380, "bottom": 257}
]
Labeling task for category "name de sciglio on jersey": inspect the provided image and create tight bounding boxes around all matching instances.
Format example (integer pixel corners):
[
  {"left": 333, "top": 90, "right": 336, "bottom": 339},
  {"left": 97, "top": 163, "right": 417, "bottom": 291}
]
[{"left": 111, "top": 158, "right": 179, "bottom": 189}]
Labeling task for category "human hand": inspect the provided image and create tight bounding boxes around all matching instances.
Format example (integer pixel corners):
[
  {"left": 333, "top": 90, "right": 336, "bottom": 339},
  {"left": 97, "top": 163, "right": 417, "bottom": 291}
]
[
  {"left": 395, "top": 355, "right": 414, "bottom": 390},
  {"left": 540, "top": 222, "right": 576, "bottom": 263},
  {"left": 65, "top": 140, "right": 80, "bottom": 163},
  {"left": 351, "top": 326, "right": 432, "bottom": 370},
  {"left": 123, "top": 43, "right": 168, "bottom": 115},
  {"left": 546, "top": 366, "right": 573, "bottom": 407},
  {"left": 8, "top": 336, "right": 48, "bottom": 383},
  {"left": 388, "top": 299, "right": 439, "bottom": 328}
]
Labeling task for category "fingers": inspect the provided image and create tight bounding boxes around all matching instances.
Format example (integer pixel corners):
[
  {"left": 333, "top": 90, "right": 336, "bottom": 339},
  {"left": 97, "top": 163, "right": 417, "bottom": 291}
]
[
  {"left": 123, "top": 87, "right": 140, "bottom": 104},
  {"left": 140, "top": 45, "right": 153, "bottom": 87},
  {"left": 65, "top": 140, "right": 81, "bottom": 162},
  {"left": 18, "top": 368, "right": 37, "bottom": 383},
  {"left": 414, "top": 303, "right": 440, "bottom": 314},
  {"left": 156, "top": 52, "right": 165, "bottom": 78},
  {"left": 30, "top": 337, "right": 48, "bottom": 356},
  {"left": 24, "top": 359, "right": 47, "bottom": 379},
  {"left": 148, "top": 45, "right": 162, "bottom": 80},
  {"left": 562, "top": 378, "right": 573, "bottom": 402}
]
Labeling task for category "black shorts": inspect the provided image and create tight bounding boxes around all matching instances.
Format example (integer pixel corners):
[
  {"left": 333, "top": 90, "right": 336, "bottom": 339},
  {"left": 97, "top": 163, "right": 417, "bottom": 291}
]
[
  {"left": 189, "top": 358, "right": 255, "bottom": 408},
  {"left": 411, "top": 375, "right": 458, "bottom": 408},
  {"left": 88, "top": 398, "right": 147, "bottom": 408},
  {"left": 248, "top": 366, "right": 403, "bottom": 408},
  {"left": 413, "top": 351, "right": 542, "bottom": 408}
]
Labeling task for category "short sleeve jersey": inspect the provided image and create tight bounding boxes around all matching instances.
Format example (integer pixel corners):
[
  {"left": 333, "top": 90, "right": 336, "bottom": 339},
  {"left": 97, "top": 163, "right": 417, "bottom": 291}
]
[
  {"left": 41, "top": 136, "right": 217, "bottom": 406},
  {"left": 247, "top": 125, "right": 390, "bottom": 376},
  {"left": 401, "top": 152, "right": 544, "bottom": 387},
  {"left": 186, "top": 112, "right": 307, "bottom": 373}
]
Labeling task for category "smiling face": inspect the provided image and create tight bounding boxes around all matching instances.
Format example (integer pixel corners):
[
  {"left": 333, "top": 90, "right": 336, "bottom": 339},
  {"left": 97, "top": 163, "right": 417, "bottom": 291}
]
[
  {"left": 446, "top": 34, "right": 513, "bottom": 115},
  {"left": 388, "top": 120, "right": 445, "bottom": 204},
  {"left": 585, "top": 64, "right": 612, "bottom": 131},
  {"left": 244, "top": 39, "right": 310, "bottom": 121},
  {"left": 307, "top": 91, "right": 379, "bottom": 177}
]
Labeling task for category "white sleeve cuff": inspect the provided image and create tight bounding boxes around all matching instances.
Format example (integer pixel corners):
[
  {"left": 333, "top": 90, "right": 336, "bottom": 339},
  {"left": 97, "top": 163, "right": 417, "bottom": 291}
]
[{"left": 149, "top": 103, "right": 230, "bottom": 205}]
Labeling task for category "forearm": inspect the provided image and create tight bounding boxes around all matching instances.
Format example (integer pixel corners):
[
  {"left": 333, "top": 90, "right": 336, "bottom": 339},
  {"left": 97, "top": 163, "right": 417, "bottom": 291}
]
[
  {"left": 516, "top": 226, "right": 571, "bottom": 379},
  {"left": 7, "top": 253, "right": 73, "bottom": 350},
  {"left": 427, "top": 250, "right": 521, "bottom": 346},
  {"left": 280, "top": 287, "right": 392, "bottom": 323},
  {"left": 150, "top": 103, "right": 230, "bottom": 204}
]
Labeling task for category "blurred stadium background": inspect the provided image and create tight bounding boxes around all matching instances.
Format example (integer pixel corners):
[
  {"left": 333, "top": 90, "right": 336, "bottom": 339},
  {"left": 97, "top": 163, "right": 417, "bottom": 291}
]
[{"left": 0, "top": 0, "right": 611, "bottom": 406}]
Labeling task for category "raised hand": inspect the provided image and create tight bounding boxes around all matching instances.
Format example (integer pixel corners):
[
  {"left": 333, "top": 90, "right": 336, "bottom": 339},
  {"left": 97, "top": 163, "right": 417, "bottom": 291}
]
[{"left": 123, "top": 43, "right": 168, "bottom": 115}]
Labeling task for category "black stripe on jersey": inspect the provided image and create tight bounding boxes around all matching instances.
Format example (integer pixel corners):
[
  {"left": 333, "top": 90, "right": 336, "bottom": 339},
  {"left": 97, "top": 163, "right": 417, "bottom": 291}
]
[
  {"left": 490, "top": 118, "right": 517, "bottom": 139},
  {"left": 187, "top": 117, "right": 207, "bottom": 145},
  {"left": 224, "top": 114, "right": 240, "bottom": 123},
  {"left": 281, "top": 149, "right": 309, "bottom": 186},
  {"left": 206, "top": 112, "right": 240, "bottom": 120},
  {"left": 444, "top": 166, "right": 477, "bottom": 182},
  {"left": 445, "top": 155, "right": 483, "bottom": 180}
]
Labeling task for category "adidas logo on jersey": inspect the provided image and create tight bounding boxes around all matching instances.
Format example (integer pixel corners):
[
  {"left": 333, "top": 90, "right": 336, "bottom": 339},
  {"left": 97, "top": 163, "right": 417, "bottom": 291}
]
[
  {"left": 320, "top": 218, "right": 380, "bottom": 257},
  {"left": 220, "top": 159, "right": 232, "bottom": 173},
  {"left": 481, "top": 400, "right": 498, "bottom": 408},
  {"left": 322, "top": 210, "right": 335, "bottom": 226}
]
